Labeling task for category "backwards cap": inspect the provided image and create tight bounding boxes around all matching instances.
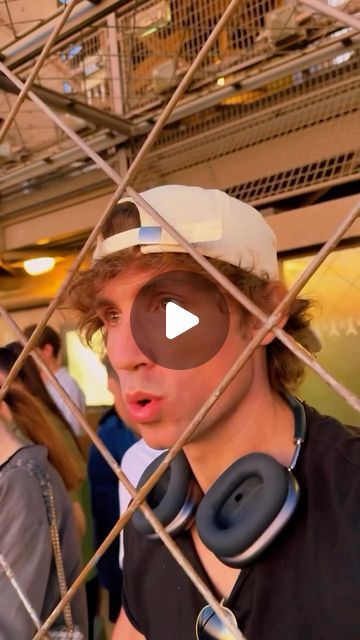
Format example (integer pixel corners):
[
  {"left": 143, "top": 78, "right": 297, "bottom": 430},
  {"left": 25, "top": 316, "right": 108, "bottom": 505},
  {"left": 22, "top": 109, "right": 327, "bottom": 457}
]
[{"left": 93, "top": 185, "right": 279, "bottom": 280}]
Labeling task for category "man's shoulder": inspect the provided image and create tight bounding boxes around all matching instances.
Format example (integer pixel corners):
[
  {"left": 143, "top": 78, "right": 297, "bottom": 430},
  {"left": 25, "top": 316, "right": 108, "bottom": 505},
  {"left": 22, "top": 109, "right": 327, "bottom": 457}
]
[
  {"left": 301, "top": 403, "right": 360, "bottom": 518},
  {"left": 304, "top": 403, "right": 360, "bottom": 470},
  {"left": 56, "top": 366, "right": 75, "bottom": 383},
  {"left": 56, "top": 367, "right": 84, "bottom": 394}
]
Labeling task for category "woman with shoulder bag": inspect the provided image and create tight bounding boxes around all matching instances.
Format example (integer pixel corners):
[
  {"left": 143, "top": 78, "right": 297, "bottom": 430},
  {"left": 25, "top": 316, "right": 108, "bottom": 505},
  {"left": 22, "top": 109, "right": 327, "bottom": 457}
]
[{"left": 0, "top": 388, "right": 88, "bottom": 639}]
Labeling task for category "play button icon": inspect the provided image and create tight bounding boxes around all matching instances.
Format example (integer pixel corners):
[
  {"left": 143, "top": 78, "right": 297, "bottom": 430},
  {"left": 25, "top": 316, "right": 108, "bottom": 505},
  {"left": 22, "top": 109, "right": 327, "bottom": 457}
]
[
  {"left": 165, "top": 302, "right": 199, "bottom": 340},
  {"left": 130, "top": 270, "right": 230, "bottom": 370}
]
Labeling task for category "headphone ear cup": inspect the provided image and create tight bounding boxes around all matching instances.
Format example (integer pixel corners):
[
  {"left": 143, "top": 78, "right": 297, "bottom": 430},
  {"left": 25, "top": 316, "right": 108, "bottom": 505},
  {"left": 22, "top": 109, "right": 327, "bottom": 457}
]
[
  {"left": 196, "top": 453, "right": 299, "bottom": 567},
  {"left": 131, "top": 451, "right": 202, "bottom": 538}
]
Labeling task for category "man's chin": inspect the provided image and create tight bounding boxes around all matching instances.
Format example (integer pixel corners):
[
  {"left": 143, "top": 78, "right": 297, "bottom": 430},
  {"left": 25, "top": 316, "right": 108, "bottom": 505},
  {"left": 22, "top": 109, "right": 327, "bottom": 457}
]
[{"left": 140, "top": 425, "right": 178, "bottom": 452}]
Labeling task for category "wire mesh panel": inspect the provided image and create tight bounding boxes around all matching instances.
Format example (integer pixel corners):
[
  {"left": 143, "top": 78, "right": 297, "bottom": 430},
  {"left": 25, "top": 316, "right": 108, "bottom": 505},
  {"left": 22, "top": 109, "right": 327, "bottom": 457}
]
[
  {"left": 116, "top": 0, "right": 356, "bottom": 115},
  {"left": 129, "top": 44, "right": 360, "bottom": 201}
]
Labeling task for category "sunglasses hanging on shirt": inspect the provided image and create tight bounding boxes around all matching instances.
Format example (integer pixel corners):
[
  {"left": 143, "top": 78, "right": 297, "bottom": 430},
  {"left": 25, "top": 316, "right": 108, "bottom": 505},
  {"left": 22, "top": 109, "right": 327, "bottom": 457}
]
[{"left": 196, "top": 601, "right": 239, "bottom": 640}]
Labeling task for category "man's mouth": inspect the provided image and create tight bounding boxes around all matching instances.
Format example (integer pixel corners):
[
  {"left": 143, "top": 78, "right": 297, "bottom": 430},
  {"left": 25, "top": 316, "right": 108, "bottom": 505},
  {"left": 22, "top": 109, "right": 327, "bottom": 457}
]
[{"left": 125, "top": 392, "right": 163, "bottom": 422}]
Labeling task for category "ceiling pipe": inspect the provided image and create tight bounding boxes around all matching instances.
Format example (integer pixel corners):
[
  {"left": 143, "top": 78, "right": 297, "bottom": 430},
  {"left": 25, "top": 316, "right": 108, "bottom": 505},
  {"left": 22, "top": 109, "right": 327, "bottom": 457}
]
[
  {"left": 0, "top": 74, "right": 133, "bottom": 136},
  {"left": 2, "top": 0, "right": 137, "bottom": 70},
  {"left": 300, "top": 0, "right": 360, "bottom": 32}
]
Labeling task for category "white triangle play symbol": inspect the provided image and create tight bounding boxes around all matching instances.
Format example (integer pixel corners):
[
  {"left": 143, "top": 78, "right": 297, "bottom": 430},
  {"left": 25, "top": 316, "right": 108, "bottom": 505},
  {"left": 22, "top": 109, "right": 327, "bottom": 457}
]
[{"left": 165, "top": 302, "right": 199, "bottom": 340}]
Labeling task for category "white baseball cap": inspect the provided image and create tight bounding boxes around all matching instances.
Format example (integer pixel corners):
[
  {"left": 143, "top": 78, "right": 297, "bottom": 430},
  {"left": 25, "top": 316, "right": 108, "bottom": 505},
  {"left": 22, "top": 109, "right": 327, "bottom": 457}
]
[{"left": 94, "top": 185, "right": 279, "bottom": 279}]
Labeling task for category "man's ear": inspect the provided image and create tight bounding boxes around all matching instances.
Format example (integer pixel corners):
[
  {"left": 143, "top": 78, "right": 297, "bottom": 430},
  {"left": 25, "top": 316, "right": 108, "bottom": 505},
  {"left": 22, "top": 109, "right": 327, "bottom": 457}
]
[
  {"left": 41, "top": 343, "right": 54, "bottom": 359},
  {"left": 249, "top": 281, "right": 289, "bottom": 347}
]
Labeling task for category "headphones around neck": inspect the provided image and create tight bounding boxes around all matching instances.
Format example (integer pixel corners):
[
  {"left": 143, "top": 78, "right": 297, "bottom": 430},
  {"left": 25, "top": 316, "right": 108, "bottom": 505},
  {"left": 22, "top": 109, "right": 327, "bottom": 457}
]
[{"left": 132, "top": 395, "right": 306, "bottom": 568}]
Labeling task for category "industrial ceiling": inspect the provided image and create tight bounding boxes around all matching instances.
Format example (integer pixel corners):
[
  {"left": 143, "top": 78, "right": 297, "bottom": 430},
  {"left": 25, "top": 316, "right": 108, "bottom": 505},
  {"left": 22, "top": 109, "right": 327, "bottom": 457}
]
[{"left": 0, "top": 0, "right": 359, "bottom": 297}]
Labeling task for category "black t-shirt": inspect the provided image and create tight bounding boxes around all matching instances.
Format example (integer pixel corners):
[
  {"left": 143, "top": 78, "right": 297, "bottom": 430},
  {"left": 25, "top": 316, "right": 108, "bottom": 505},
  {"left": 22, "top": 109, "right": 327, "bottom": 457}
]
[{"left": 122, "top": 404, "right": 360, "bottom": 639}]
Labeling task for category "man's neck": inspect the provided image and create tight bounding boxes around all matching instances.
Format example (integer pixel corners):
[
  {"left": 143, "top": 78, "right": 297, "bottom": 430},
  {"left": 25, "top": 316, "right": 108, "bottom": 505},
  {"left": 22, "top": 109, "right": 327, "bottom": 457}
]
[
  {"left": 184, "top": 385, "right": 297, "bottom": 492},
  {"left": 47, "top": 359, "right": 60, "bottom": 374},
  {"left": 40, "top": 358, "right": 60, "bottom": 382}
]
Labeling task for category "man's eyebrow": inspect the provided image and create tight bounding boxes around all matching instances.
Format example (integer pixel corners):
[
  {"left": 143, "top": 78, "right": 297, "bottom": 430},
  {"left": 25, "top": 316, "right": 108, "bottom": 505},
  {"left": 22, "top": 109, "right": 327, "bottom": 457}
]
[
  {"left": 94, "top": 296, "right": 117, "bottom": 309},
  {"left": 140, "top": 282, "right": 161, "bottom": 296},
  {"left": 140, "top": 275, "right": 194, "bottom": 297}
]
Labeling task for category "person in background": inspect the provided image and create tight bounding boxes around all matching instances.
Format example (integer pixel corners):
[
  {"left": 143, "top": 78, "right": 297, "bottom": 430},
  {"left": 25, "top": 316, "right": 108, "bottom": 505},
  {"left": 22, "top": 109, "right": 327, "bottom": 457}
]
[
  {"left": 5, "top": 384, "right": 83, "bottom": 493},
  {"left": 0, "top": 343, "right": 98, "bottom": 638},
  {"left": 0, "top": 388, "right": 88, "bottom": 639},
  {"left": 0, "top": 343, "right": 85, "bottom": 491},
  {"left": 118, "top": 439, "right": 163, "bottom": 569},
  {"left": 88, "top": 355, "right": 137, "bottom": 625},
  {"left": 24, "top": 324, "right": 86, "bottom": 441}
]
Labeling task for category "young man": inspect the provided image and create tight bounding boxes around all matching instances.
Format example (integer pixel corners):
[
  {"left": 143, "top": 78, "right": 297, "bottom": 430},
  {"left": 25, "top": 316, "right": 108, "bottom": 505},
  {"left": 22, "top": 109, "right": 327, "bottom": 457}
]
[
  {"left": 24, "top": 324, "right": 86, "bottom": 438},
  {"left": 69, "top": 185, "right": 360, "bottom": 640}
]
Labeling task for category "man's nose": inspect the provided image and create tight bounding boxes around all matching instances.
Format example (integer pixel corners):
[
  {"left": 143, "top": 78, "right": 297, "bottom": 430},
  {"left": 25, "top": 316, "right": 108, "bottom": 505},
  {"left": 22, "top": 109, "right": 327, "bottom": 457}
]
[{"left": 106, "top": 317, "right": 152, "bottom": 372}]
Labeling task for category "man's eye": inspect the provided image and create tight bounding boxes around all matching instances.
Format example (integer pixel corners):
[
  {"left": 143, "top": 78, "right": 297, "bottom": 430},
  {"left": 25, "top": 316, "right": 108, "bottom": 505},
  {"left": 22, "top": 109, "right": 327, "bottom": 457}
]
[
  {"left": 103, "top": 309, "right": 121, "bottom": 325},
  {"left": 157, "top": 297, "right": 178, "bottom": 311}
]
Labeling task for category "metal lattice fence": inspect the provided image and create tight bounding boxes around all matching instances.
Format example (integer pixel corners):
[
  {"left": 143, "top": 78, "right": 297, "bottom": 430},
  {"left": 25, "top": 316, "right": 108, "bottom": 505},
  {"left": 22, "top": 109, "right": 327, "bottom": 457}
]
[{"left": 0, "top": 1, "right": 359, "bottom": 638}]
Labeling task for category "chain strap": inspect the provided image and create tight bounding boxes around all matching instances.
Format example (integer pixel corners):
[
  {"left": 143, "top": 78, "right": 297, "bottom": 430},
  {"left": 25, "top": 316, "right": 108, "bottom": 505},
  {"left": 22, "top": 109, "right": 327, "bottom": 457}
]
[
  {"left": 1, "top": 455, "right": 78, "bottom": 638},
  {"left": 46, "top": 479, "right": 74, "bottom": 633}
]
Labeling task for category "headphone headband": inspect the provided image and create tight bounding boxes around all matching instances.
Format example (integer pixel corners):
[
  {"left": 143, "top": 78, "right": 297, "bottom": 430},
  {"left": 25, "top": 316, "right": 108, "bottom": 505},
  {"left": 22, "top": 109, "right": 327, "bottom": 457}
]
[{"left": 284, "top": 395, "right": 306, "bottom": 470}]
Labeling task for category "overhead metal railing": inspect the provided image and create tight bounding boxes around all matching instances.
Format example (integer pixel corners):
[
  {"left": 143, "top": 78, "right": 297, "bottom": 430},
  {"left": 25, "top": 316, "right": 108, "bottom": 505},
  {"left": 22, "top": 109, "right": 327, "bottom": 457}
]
[{"left": 1, "top": 0, "right": 359, "bottom": 197}]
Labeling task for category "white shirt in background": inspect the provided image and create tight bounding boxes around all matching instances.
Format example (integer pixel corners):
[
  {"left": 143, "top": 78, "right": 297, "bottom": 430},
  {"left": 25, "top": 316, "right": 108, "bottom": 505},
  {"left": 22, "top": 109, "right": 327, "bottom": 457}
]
[
  {"left": 46, "top": 367, "right": 86, "bottom": 438},
  {"left": 119, "top": 439, "right": 163, "bottom": 568}
]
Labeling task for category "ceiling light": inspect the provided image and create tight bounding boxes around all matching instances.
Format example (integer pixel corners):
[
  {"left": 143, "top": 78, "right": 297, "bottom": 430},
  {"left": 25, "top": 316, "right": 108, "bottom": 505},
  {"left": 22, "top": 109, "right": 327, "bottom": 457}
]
[{"left": 23, "top": 257, "right": 56, "bottom": 276}]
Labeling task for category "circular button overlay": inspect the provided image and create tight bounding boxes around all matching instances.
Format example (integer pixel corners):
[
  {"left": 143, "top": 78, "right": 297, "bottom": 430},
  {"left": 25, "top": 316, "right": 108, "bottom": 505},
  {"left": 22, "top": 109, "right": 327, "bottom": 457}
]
[{"left": 130, "top": 270, "right": 230, "bottom": 370}]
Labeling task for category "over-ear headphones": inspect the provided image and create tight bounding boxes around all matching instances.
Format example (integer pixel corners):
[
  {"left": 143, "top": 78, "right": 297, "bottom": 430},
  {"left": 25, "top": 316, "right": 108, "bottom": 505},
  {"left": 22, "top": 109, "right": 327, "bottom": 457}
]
[{"left": 132, "top": 395, "right": 306, "bottom": 568}]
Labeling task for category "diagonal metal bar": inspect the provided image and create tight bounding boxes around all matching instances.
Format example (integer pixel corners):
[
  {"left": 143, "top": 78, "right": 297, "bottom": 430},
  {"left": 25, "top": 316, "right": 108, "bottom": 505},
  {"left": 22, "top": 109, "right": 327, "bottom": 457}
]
[
  {"left": 0, "top": 0, "right": 243, "bottom": 183},
  {"left": 0, "top": 1, "right": 358, "bottom": 632},
  {"left": 0, "top": 554, "right": 50, "bottom": 639},
  {"left": 300, "top": 0, "right": 360, "bottom": 31},
  {"left": 0, "top": 0, "right": 82, "bottom": 144},
  {"left": 0, "top": 311, "right": 246, "bottom": 639},
  {"left": 3, "top": 222, "right": 359, "bottom": 638},
  {"left": 127, "top": 186, "right": 360, "bottom": 412},
  {"left": 30, "top": 187, "right": 360, "bottom": 632},
  {"left": 0, "top": 287, "right": 247, "bottom": 640},
  {"left": 3, "top": 0, "right": 17, "bottom": 40},
  {"left": 2, "top": 203, "right": 359, "bottom": 637},
  {"left": 34, "top": 501, "right": 246, "bottom": 640},
  {"left": 0, "top": 4, "right": 249, "bottom": 635},
  {"left": 0, "top": 0, "right": 358, "bottom": 631},
  {"left": 0, "top": 61, "right": 126, "bottom": 185},
  {"left": 0, "top": 0, "right": 243, "bottom": 400},
  {"left": 0, "top": 53, "right": 359, "bottom": 412}
]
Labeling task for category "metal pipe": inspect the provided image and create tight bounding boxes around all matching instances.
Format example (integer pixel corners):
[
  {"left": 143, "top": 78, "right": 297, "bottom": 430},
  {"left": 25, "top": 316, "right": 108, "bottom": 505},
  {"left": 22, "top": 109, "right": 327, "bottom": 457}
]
[
  {"left": 2, "top": 0, "right": 139, "bottom": 70},
  {"left": 300, "top": 0, "right": 360, "bottom": 31},
  {"left": 0, "top": 75, "right": 133, "bottom": 136}
]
